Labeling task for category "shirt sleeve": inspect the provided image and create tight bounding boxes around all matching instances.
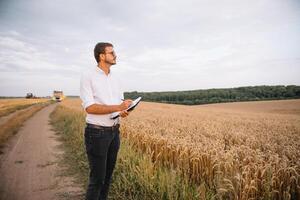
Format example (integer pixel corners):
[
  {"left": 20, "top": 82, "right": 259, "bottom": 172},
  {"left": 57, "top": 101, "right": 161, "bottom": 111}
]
[{"left": 80, "top": 72, "right": 96, "bottom": 110}]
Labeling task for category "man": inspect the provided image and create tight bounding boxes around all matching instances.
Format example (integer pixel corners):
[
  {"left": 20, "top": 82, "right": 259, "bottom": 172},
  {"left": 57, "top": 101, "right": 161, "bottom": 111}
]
[{"left": 80, "top": 42, "right": 132, "bottom": 200}]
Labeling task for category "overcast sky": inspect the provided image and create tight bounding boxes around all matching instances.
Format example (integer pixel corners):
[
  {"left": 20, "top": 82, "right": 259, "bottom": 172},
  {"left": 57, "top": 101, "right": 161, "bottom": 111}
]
[{"left": 0, "top": 0, "right": 299, "bottom": 96}]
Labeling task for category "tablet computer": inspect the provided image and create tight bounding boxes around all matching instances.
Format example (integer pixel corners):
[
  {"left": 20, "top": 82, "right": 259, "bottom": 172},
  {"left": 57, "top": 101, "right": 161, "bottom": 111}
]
[{"left": 110, "top": 97, "right": 142, "bottom": 119}]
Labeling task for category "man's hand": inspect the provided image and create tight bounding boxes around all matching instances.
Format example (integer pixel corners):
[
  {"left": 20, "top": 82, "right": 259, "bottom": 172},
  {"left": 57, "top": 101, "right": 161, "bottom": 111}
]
[
  {"left": 119, "top": 99, "right": 132, "bottom": 111},
  {"left": 119, "top": 110, "right": 129, "bottom": 118}
]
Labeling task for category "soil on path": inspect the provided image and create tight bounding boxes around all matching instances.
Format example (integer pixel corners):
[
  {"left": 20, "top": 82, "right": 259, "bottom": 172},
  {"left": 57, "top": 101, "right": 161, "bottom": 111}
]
[{"left": 0, "top": 103, "right": 83, "bottom": 200}]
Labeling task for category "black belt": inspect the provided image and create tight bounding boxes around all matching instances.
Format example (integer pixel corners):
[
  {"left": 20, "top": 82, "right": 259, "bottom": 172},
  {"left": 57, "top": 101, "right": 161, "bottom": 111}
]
[{"left": 86, "top": 123, "right": 120, "bottom": 131}]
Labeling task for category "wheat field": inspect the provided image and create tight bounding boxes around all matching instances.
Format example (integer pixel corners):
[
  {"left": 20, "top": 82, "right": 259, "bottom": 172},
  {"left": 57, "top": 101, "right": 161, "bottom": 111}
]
[
  {"left": 60, "top": 98, "right": 300, "bottom": 199},
  {"left": 0, "top": 98, "right": 50, "bottom": 117}
]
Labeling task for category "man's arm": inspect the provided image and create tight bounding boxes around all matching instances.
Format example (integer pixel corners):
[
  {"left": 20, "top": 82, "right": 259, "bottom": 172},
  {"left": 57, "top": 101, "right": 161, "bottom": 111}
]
[
  {"left": 80, "top": 72, "right": 132, "bottom": 115},
  {"left": 85, "top": 100, "right": 132, "bottom": 115}
]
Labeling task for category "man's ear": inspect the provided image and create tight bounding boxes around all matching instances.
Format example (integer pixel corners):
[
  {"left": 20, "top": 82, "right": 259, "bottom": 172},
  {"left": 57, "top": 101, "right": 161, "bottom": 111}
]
[{"left": 99, "top": 53, "right": 105, "bottom": 61}]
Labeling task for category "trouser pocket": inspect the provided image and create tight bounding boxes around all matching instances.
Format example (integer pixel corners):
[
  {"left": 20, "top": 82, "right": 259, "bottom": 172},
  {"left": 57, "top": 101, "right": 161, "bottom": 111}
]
[{"left": 85, "top": 127, "right": 112, "bottom": 156}]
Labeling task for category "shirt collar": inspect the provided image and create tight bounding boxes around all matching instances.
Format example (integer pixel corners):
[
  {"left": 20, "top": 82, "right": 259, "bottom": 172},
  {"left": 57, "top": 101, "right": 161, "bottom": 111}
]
[{"left": 95, "top": 66, "right": 112, "bottom": 75}]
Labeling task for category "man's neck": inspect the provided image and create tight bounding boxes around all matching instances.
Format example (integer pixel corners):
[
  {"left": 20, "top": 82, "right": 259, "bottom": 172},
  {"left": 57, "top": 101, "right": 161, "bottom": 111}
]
[{"left": 98, "top": 62, "right": 110, "bottom": 75}]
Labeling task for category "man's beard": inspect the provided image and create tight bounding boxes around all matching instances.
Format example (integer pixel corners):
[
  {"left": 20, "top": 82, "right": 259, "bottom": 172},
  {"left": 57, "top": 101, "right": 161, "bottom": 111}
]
[{"left": 105, "top": 59, "right": 116, "bottom": 65}]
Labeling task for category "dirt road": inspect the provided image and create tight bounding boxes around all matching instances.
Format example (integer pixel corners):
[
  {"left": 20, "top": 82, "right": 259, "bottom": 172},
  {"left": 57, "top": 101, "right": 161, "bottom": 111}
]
[{"left": 0, "top": 104, "right": 82, "bottom": 200}]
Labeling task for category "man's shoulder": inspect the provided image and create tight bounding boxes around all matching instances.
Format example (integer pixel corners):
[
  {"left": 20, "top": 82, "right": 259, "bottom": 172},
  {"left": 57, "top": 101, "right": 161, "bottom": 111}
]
[{"left": 81, "top": 68, "right": 95, "bottom": 79}]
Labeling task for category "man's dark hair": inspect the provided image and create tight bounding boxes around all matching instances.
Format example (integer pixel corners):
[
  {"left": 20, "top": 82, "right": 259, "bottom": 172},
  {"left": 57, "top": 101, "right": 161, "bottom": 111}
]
[{"left": 94, "top": 42, "right": 113, "bottom": 63}]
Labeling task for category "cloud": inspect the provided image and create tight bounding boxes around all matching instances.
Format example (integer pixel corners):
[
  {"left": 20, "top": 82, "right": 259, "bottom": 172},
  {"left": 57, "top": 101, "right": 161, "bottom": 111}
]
[
  {"left": 0, "top": 0, "right": 299, "bottom": 96},
  {"left": 0, "top": 32, "right": 85, "bottom": 96},
  {"left": 0, "top": 32, "right": 83, "bottom": 75}
]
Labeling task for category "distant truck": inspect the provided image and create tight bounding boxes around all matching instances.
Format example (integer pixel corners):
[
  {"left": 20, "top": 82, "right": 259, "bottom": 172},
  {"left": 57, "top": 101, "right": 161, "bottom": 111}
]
[{"left": 52, "top": 90, "right": 65, "bottom": 102}]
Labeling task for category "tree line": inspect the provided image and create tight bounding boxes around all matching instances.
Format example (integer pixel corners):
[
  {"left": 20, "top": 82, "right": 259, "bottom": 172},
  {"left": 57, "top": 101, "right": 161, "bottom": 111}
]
[{"left": 124, "top": 85, "right": 300, "bottom": 105}]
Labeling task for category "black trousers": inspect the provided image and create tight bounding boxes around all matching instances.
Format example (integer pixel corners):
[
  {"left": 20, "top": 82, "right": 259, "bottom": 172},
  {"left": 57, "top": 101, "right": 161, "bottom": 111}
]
[{"left": 84, "top": 124, "right": 120, "bottom": 200}]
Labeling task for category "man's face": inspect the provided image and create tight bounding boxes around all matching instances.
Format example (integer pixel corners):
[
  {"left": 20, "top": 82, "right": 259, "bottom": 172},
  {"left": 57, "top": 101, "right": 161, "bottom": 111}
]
[{"left": 103, "top": 46, "right": 117, "bottom": 65}]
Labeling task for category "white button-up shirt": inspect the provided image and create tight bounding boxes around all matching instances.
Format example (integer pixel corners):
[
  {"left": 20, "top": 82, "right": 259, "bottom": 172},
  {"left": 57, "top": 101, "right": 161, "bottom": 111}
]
[{"left": 80, "top": 66, "right": 124, "bottom": 126}]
